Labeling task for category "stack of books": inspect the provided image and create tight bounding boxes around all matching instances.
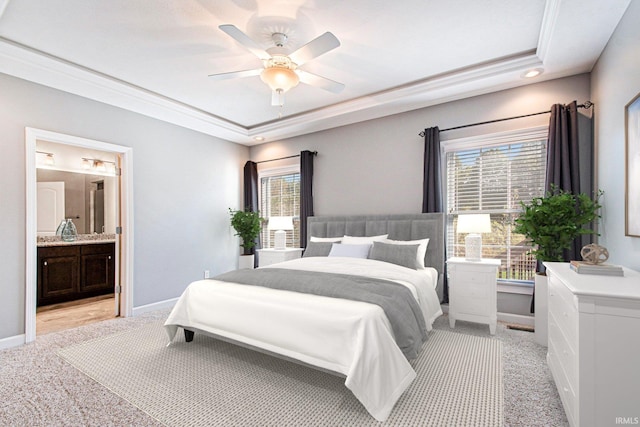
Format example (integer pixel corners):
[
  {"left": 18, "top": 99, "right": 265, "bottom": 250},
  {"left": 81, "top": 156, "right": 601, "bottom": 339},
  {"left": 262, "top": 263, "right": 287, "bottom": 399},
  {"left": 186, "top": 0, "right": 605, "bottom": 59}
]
[{"left": 570, "top": 260, "right": 624, "bottom": 276}]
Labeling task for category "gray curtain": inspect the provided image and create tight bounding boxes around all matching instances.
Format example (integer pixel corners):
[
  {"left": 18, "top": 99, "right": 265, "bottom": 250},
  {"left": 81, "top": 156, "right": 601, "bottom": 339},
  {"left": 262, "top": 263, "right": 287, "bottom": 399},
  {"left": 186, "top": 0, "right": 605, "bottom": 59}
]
[
  {"left": 243, "top": 161, "right": 260, "bottom": 262},
  {"left": 300, "top": 151, "right": 315, "bottom": 247},
  {"left": 422, "top": 127, "right": 443, "bottom": 213},
  {"left": 546, "top": 101, "right": 582, "bottom": 262},
  {"left": 421, "top": 127, "right": 447, "bottom": 302},
  {"left": 533, "top": 101, "right": 593, "bottom": 312}
]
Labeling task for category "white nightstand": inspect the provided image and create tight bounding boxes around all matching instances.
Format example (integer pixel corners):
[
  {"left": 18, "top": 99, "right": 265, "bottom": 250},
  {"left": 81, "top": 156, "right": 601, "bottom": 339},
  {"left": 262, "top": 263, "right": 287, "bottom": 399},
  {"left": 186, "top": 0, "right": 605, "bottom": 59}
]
[
  {"left": 447, "top": 257, "right": 501, "bottom": 334},
  {"left": 257, "top": 248, "right": 304, "bottom": 267}
]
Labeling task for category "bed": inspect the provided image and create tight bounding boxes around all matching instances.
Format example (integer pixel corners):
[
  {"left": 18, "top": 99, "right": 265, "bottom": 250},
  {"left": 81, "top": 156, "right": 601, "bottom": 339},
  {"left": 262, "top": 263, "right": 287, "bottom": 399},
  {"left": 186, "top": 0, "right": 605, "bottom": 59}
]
[{"left": 164, "top": 213, "right": 445, "bottom": 421}]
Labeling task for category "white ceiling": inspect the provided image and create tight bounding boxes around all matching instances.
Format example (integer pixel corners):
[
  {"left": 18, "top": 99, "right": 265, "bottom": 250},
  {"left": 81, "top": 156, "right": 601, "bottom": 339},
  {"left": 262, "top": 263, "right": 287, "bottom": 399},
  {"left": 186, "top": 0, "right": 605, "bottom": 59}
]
[{"left": 0, "top": 0, "right": 631, "bottom": 145}]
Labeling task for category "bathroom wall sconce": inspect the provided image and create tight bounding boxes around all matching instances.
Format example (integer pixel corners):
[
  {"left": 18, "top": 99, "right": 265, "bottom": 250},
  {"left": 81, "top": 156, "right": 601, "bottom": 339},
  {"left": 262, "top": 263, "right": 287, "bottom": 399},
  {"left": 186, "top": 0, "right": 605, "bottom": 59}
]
[
  {"left": 81, "top": 157, "right": 116, "bottom": 174},
  {"left": 36, "top": 151, "right": 55, "bottom": 166}
]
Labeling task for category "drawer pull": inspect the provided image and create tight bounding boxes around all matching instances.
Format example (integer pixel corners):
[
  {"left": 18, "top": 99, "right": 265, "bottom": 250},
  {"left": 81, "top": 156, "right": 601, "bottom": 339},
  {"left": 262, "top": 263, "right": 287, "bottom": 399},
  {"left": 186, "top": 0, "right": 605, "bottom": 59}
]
[
  {"left": 43, "top": 261, "right": 48, "bottom": 266},
  {"left": 108, "top": 256, "right": 112, "bottom": 260}
]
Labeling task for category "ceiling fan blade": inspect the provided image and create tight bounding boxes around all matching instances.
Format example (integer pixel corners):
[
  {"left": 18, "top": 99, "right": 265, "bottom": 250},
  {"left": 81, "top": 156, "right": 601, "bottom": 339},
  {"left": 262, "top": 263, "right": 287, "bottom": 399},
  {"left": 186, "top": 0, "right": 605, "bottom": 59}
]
[
  {"left": 208, "top": 68, "right": 262, "bottom": 81},
  {"left": 219, "top": 24, "right": 270, "bottom": 59},
  {"left": 289, "top": 32, "right": 340, "bottom": 66},
  {"left": 297, "top": 70, "right": 345, "bottom": 94}
]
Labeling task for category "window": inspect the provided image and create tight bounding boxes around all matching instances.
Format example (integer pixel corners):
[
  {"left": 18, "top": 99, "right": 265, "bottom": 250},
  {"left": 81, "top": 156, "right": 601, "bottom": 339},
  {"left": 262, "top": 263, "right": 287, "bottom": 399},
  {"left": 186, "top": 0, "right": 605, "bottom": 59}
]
[
  {"left": 259, "top": 166, "right": 301, "bottom": 248},
  {"left": 445, "top": 127, "right": 547, "bottom": 282}
]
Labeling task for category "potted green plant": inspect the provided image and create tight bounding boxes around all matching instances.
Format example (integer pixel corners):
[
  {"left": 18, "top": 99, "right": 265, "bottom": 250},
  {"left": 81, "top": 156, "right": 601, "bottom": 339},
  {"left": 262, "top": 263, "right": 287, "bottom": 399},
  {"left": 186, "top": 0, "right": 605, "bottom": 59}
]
[
  {"left": 514, "top": 185, "right": 603, "bottom": 264},
  {"left": 513, "top": 185, "right": 603, "bottom": 345},
  {"left": 229, "top": 208, "right": 264, "bottom": 268}
]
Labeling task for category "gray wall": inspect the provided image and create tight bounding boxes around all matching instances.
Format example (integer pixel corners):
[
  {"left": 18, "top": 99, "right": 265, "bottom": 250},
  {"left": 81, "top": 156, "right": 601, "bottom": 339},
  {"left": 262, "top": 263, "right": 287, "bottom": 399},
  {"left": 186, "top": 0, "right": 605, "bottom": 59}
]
[
  {"left": 250, "top": 74, "right": 591, "bottom": 216},
  {"left": 591, "top": 0, "right": 640, "bottom": 271},
  {"left": 0, "top": 73, "right": 248, "bottom": 340}
]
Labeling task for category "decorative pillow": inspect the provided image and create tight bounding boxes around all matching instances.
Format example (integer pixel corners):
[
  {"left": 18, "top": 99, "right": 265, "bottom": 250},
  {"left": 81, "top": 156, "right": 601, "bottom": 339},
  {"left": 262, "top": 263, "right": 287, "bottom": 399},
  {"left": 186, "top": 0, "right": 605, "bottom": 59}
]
[
  {"left": 341, "top": 234, "right": 388, "bottom": 245},
  {"left": 369, "top": 241, "right": 421, "bottom": 269},
  {"left": 382, "top": 238, "right": 430, "bottom": 269},
  {"left": 310, "top": 236, "right": 342, "bottom": 243},
  {"left": 328, "top": 243, "right": 372, "bottom": 259},
  {"left": 303, "top": 242, "right": 334, "bottom": 257}
]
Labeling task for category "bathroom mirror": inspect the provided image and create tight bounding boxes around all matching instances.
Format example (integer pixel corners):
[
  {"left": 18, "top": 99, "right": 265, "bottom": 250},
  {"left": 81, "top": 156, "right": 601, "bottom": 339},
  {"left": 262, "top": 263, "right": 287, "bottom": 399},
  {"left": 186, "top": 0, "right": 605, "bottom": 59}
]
[{"left": 36, "top": 169, "right": 117, "bottom": 235}]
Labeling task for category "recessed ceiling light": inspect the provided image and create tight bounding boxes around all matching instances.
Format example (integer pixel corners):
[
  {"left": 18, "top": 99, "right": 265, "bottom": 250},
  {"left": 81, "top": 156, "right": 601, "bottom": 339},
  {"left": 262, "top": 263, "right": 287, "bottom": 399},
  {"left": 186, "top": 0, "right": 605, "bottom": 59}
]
[
  {"left": 522, "top": 68, "right": 544, "bottom": 79},
  {"left": 253, "top": 136, "right": 265, "bottom": 142}
]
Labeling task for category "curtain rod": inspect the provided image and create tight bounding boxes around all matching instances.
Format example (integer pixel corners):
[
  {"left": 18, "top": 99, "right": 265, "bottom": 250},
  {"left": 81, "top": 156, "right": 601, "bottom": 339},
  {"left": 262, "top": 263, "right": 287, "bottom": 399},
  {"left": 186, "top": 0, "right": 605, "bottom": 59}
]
[
  {"left": 255, "top": 151, "right": 317, "bottom": 164},
  {"left": 418, "top": 101, "right": 593, "bottom": 137}
]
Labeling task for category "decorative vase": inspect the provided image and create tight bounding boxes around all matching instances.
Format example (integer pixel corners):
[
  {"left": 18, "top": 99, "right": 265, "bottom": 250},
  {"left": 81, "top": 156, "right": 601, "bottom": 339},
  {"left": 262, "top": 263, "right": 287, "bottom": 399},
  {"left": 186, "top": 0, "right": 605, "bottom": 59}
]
[
  {"left": 61, "top": 218, "right": 78, "bottom": 242},
  {"left": 55, "top": 219, "right": 67, "bottom": 236}
]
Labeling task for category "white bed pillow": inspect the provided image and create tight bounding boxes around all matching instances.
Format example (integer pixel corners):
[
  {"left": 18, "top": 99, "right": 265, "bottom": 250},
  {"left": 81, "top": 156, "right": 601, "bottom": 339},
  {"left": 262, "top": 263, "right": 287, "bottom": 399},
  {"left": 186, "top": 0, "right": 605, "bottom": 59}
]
[
  {"left": 310, "top": 236, "right": 342, "bottom": 243},
  {"left": 328, "top": 243, "right": 372, "bottom": 258},
  {"left": 341, "top": 234, "right": 388, "bottom": 245},
  {"left": 382, "top": 238, "right": 430, "bottom": 269}
]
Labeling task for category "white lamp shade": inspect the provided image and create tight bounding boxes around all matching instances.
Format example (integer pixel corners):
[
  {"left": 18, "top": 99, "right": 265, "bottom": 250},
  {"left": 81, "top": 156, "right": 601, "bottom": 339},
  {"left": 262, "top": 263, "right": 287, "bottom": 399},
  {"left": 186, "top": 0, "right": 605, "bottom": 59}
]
[
  {"left": 268, "top": 216, "right": 294, "bottom": 230},
  {"left": 457, "top": 214, "right": 491, "bottom": 233}
]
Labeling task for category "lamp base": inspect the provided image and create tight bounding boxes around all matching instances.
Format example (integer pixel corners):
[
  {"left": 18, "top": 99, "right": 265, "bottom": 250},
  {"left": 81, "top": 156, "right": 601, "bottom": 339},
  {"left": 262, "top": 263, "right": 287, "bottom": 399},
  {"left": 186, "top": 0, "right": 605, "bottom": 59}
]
[
  {"left": 274, "top": 229, "right": 287, "bottom": 250},
  {"left": 465, "top": 233, "right": 482, "bottom": 261}
]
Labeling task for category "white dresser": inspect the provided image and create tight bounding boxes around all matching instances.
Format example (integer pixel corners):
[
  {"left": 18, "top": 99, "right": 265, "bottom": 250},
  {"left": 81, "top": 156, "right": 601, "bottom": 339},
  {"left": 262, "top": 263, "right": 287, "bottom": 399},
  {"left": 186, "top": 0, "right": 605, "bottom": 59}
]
[
  {"left": 447, "top": 257, "right": 501, "bottom": 334},
  {"left": 544, "top": 262, "right": 640, "bottom": 427},
  {"left": 256, "top": 248, "right": 303, "bottom": 267}
]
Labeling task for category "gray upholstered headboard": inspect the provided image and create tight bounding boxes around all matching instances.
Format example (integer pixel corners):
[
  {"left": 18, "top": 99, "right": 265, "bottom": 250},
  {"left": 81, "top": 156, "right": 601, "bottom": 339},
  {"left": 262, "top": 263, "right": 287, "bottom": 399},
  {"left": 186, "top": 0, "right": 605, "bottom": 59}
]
[{"left": 307, "top": 213, "right": 445, "bottom": 301}]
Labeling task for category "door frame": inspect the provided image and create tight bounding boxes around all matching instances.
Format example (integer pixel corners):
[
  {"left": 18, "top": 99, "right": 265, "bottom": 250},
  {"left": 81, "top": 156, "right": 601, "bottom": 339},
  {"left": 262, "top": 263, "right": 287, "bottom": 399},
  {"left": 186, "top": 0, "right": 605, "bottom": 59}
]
[{"left": 25, "top": 127, "right": 134, "bottom": 342}]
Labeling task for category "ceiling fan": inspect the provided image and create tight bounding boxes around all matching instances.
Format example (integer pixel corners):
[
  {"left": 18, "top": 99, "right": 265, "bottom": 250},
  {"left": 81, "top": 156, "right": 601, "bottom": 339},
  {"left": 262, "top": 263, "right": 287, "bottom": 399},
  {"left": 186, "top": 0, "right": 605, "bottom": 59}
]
[{"left": 209, "top": 24, "right": 345, "bottom": 107}]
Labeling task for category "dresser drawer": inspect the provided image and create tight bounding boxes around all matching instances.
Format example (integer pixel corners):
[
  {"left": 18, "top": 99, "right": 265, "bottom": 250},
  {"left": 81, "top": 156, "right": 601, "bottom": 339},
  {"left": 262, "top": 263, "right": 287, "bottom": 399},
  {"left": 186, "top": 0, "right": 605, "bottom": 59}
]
[
  {"left": 548, "top": 345, "right": 577, "bottom": 425},
  {"left": 548, "top": 276, "right": 577, "bottom": 346},
  {"left": 548, "top": 314, "right": 577, "bottom": 390}
]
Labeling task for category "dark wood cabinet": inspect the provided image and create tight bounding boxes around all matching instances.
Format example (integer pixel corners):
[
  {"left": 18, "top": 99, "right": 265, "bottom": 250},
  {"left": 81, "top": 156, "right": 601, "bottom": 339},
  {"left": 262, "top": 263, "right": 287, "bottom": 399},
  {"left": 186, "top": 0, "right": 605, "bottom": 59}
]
[{"left": 38, "top": 242, "right": 115, "bottom": 306}]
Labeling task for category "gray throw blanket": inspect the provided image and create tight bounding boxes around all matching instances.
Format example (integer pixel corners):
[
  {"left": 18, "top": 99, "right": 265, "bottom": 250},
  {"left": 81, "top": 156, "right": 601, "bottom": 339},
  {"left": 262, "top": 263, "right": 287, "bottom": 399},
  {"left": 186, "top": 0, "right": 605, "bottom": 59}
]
[{"left": 214, "top": 268, "right": 427, "bottom": 359}]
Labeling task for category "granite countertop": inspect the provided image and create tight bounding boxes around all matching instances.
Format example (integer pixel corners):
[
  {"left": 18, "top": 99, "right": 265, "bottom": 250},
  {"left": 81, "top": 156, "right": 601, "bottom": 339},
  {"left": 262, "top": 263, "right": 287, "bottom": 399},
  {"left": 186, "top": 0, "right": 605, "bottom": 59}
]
[{"left": 37, "top": 234, "right": 116, "bottom": 247}]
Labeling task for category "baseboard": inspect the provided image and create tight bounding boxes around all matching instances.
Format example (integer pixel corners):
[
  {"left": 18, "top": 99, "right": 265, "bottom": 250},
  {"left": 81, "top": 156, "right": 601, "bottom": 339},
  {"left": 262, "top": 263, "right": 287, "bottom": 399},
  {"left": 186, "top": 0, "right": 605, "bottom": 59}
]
[
  {"left": 0, "top": 333, "right": 25, "bottom": 350},
  {"left": 497, "top": 312, "right": 534, "bottom": 326},
  {"left": 439, "top": 304, "right": 534, "bottom": 327},
  {"left": 132, "top": 297, "right": 178, "bottom": 316}
]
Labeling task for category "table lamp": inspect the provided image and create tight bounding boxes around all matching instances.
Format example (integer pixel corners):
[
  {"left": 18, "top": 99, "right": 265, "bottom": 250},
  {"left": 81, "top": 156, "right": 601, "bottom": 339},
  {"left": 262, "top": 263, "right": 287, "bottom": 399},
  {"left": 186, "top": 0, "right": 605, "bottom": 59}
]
[
  {"left": 268, "top": 216, "right": 294, "bottom": 250},
  {"left": 457, "top": 214, "right": 491, "bottom": 261}
]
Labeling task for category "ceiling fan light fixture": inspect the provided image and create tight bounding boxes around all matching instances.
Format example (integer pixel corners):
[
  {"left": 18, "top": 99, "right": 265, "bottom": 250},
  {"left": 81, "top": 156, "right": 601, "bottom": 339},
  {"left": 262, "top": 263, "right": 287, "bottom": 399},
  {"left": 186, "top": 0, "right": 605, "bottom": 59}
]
[{"left": 261, "top": 66, "right": 299, "bottom": 92}]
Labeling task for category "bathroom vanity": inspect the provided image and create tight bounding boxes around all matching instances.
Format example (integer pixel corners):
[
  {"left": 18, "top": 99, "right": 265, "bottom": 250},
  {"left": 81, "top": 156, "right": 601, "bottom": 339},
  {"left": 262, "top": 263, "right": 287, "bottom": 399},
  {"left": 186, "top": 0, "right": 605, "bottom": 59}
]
[{"left": 37, "top": 237, "right": 115, "bottom": 306}]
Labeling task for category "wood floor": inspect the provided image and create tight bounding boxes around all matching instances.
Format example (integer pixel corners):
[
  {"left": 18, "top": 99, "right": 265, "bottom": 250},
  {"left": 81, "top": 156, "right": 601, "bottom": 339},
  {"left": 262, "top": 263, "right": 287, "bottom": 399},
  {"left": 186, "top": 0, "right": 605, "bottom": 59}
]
[{"left": 36, "top": 294, "right": 118, "bottom": 336}]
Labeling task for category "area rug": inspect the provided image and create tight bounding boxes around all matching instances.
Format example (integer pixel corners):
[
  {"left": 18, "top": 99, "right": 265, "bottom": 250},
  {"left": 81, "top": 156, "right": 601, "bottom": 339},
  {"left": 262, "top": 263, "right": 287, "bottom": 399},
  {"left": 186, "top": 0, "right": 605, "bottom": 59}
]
[{"left": 58, "top": 321, "right": 503, "bottom": 426}]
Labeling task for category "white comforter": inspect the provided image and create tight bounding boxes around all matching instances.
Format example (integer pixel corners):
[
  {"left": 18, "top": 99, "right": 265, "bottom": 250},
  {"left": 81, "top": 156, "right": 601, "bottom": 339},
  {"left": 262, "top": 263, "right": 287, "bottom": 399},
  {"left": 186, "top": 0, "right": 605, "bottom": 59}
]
[{"left": 164, "top": 257, "right": 443, "bottom": 421}]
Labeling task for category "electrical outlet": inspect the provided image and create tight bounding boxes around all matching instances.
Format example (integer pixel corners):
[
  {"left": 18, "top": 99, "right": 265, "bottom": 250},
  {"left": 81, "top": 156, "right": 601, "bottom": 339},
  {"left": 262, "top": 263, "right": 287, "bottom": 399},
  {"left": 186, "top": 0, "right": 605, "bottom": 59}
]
[{"left": 204, "top": 270, "right": 210, "bottom": 279}]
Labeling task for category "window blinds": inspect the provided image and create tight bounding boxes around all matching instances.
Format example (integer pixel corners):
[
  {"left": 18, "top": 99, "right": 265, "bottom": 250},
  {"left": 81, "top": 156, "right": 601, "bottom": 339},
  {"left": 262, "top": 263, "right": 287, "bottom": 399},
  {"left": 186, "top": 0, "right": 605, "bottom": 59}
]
[
  {"left": 446, "top": 139, "right": 547, "bottom": 282},
  {"left": 260, "top": 173, "right": 301, "bottom": 248}
]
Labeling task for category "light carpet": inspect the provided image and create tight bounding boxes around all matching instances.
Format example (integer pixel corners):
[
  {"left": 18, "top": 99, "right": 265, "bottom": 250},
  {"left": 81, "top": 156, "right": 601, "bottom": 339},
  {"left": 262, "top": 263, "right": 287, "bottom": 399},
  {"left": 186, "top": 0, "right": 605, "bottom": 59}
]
[{"left": 57, "top": 321, "right": 502, "bottom": 426}]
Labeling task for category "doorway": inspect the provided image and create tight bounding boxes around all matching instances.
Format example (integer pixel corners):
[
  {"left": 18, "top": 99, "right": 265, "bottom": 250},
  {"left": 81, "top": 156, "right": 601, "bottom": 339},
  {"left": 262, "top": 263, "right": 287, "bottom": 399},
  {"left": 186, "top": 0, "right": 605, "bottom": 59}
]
[{"left": 25, "top": 128, "right": 134, "bottom": 343}]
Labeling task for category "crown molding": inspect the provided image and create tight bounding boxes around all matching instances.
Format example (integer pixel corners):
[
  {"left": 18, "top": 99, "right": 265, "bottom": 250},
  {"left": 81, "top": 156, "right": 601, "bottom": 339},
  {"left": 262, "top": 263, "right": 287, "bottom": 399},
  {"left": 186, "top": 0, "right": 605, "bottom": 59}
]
[
  {"left": 537, "top": 0, "right": 561, "bottom": 63},
  {"left": 248, "top": 51, "right": 543, "bottom": 142},
  {"left": 1, "top": 35, "right": 541, "bottom": 146},
  {"left": 0, "top": 37, "right": 247, "bottom": 141}
]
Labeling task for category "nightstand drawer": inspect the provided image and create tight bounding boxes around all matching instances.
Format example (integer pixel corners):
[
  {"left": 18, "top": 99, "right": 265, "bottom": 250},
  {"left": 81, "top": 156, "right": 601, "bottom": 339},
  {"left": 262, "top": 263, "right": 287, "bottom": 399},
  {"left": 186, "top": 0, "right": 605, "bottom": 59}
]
[
  {"left": 455, "top": 279, "right": 492, "bottom": 298},
  {"left": 454, "top": 296, "right": 489, "bottom": 316}
]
